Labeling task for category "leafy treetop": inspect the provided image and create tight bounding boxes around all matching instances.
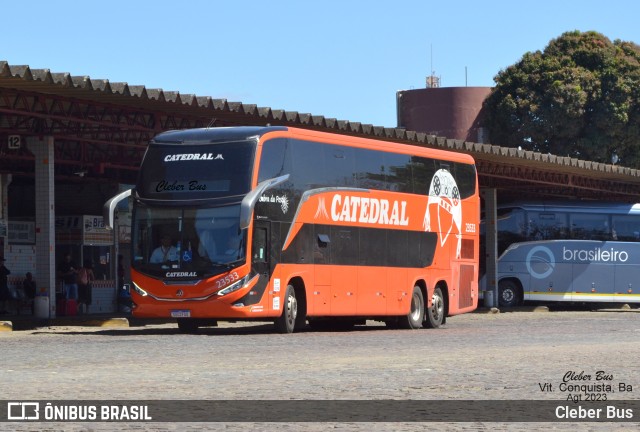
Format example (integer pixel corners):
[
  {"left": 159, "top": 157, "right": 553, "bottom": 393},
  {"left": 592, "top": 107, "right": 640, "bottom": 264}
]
[{"left": 482, "top": 30, "right": 640, "bottom": 168}]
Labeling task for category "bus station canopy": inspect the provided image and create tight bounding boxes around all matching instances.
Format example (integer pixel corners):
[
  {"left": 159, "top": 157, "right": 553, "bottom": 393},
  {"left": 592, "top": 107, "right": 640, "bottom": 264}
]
[{"left": 2, "top": 60, "right": 640, "bottom": 202}]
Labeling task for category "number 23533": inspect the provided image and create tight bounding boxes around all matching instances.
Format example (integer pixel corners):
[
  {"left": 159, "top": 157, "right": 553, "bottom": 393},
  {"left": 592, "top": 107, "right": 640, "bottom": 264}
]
[{"left": 216, "top": 272, "right": 240, "bottom": 289}]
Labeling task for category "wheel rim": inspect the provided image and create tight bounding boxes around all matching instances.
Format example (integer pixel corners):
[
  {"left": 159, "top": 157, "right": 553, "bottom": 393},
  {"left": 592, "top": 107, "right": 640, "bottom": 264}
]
[
  {"left": 410, "top": 291, "right": 423, "bottom": 322},
  {"left": 431, "top": 291, "right": 443, "bottom": 321},
  {"left": 501, "top": 287, "right": 515, "bottom": 303},
  {"left": 286, "top": 293, "right": 298, "bottom": 326}
]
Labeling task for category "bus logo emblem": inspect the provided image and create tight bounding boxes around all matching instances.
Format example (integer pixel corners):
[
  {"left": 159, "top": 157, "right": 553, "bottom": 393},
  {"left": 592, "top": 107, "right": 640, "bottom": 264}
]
[
  {"left": 315, "top": 197, "right": 329, "bottom": 219},
  {"left": 425, "top": 169, "right": 462, "bottom": 257},
  {"left": 526, "top": 245, "right": 556, "bottom": 279}
]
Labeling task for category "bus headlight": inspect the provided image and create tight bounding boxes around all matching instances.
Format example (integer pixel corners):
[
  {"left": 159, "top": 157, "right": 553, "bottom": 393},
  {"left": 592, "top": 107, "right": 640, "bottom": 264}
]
[
  {"left": 217, "top": 275, "right": 250, "bottom": 297},
  {"left": 132, "top": 282, "right": 149, "bottom": 297}
]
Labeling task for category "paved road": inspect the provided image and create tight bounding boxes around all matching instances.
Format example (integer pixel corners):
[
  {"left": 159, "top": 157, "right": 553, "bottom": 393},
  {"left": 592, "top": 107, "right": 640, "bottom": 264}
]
[{"left": 1, "top": 308, "right": 639, "bottom": 431}]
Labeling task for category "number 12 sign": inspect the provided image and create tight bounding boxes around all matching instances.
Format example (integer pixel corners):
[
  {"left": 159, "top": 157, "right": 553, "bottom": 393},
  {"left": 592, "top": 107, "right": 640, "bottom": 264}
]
[{"left": 8, "top": 135, "right": 21, "bottom": 149}]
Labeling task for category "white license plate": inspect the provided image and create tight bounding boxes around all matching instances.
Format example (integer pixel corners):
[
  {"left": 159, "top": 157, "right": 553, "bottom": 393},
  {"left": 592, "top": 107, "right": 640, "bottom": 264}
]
[{"left": 171, "top": 310, "right": 191, "bottom": 318}]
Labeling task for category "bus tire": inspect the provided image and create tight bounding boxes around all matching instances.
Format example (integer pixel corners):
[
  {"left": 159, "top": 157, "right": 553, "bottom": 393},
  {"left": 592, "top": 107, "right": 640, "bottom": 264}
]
[
  {"left": 275, "top": 285, "right": 299, "bottom": 334},
  {"left": 399, "top": 286, "right": 424, "bottom": 329},
  {"left": 177, "top": 318, "right": 199, "bottom": 334},
  {"left": 498, "top": 279, "right": 521, "bottom": 308},
  {"left": 425, "top": 286, "right": 445, "bottom": 329}
]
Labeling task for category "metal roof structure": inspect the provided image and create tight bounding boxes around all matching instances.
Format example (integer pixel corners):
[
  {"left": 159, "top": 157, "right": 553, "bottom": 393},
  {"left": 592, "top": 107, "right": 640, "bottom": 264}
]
[{"left": 2, "top": 60, "right": 640, "bottom": 201}]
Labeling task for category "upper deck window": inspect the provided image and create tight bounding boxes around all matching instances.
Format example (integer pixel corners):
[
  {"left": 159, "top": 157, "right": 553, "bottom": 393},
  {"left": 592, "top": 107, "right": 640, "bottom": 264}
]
[{"left": 137, "top": 140, "right": 255, "bottom": 200}]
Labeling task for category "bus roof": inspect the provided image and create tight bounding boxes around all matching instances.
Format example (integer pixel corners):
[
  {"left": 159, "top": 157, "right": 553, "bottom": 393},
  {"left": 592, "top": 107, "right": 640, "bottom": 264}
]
[
  {"left": 151, "top": 126, "right": 288, "bottom": 144},
  {"left": 150, "top": 125, "right": 475, "bottom": 166},
  {"left": 501, "top": 201, "right": 640, "bottom": 215}
]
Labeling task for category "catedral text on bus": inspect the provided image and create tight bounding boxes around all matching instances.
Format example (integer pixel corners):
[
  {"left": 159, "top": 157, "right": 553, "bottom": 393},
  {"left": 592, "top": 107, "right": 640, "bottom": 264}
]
[{"left": 104, "top": 126, "right": 480, "bottom": 333}]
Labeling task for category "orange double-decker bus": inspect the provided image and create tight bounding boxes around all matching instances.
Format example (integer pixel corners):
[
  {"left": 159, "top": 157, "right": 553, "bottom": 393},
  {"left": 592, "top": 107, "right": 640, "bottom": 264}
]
[{"left": 104, "top": 126, "right": 479, "bottom": 333}]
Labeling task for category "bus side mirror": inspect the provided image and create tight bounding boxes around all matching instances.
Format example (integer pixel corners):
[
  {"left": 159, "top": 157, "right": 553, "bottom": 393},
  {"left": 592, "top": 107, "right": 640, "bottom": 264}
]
[
  {"left": 239, "top": 174, "right": 289, "bottom": 230},
  {"left": 103, "top": 189, "right": 133, "bottom": 230}
]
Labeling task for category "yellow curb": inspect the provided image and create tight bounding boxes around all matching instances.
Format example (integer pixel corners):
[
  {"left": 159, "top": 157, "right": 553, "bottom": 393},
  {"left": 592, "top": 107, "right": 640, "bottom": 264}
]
[
  {"left": 72, "top": 318, "right": 130, "bottom": 328},
  {"left": 475, "top": 307, "right": 500, "bottom": 314},
  {"left": 52, "top": 317, "right": 130, "bottom": 328},
  {"left": 499, "top": 306, "right": 550, "bottom": 312},
  {"left": 96, "top": 318, "right": 129, "bottom": 328},
  {"left": 0, "top": 321, "right": 13, "bottom": 332}
]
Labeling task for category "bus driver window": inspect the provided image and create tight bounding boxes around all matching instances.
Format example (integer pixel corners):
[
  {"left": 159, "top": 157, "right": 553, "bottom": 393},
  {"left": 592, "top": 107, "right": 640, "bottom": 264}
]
[{"left": 253, "top": 228, "right": 267, "bottom": 263}]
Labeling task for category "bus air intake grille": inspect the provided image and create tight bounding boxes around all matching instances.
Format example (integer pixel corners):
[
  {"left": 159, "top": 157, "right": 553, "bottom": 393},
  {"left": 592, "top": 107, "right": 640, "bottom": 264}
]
[{"left": 459, "top": 264, "right": 474, "bottom": 309}]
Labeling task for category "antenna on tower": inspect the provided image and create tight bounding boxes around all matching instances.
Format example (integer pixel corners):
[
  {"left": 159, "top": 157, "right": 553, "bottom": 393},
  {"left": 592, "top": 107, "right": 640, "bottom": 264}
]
[
  {"left": 426, "top": 44, "right": 440, "bottom": 88},
  {"left": 431, "top": 44, "right": 433, "bottom": 75}
]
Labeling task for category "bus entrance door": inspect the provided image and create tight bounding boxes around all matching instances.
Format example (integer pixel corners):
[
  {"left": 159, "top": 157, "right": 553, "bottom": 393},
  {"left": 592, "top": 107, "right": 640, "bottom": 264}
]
[{"left": 252, "top": 221, "right": 274, "bottom": 311}]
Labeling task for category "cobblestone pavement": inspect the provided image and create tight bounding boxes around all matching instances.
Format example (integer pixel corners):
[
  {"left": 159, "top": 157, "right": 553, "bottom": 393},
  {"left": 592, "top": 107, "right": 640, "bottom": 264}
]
[{"left": 1, "top": 308, "right": 640, "bottom": 431}]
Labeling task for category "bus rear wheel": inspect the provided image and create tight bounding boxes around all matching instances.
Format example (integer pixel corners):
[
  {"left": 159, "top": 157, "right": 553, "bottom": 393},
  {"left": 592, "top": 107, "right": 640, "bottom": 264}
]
[
  {"left": 398, "top": 286, "right": 424, "bottom": 329},
  {"left": 425, "top": 286, "right": 444, "bottom": 328},
  {"left": 498, "top": 279, "right": 521, "bottom": 308},
  {"left": 275, "top": 285, "right": 303, "bottom": 334}
]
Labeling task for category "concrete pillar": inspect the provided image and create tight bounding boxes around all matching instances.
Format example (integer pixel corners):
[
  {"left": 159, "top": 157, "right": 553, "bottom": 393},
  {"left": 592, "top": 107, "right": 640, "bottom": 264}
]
[
  {"left": 27, "top": 136, "right": 56, "bottom": 318},
  {"left": 0, "top": 174, "right": 11, "bottom": 257},
  {"left": 481, "top": 188, "right": 498, "bottom": 308}
]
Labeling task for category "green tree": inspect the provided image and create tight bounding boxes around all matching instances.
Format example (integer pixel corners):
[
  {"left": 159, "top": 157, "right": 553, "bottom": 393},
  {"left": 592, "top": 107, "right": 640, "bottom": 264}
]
[{"left": 482, "top": 31, "right": 640, "bottom": 167}]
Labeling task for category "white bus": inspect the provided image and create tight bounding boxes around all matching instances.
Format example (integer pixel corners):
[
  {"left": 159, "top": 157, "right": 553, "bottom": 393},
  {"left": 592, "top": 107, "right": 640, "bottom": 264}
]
[{"left": 484, "top": 201, "right": 640, "bottom": 307}]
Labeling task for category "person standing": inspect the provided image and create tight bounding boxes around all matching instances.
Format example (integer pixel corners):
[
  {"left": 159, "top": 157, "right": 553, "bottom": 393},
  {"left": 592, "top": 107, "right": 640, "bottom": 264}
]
[
  {"left": 77, "top": 260, "right": 95, "bottom": 314},
  {"left": 0, "top": 257, "right": 10, "bottom": 314},
  {"left": 23, "top": 272, "right": 36, "bottom": 315},
  {"left": 57, "top": 253, "right": 78, "bottom": 301}
]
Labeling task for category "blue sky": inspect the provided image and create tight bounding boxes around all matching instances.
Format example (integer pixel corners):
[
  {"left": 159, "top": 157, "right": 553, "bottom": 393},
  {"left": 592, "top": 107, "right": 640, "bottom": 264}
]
[{"left": 2, "top": 1, "right": 638, "bottom": 127}]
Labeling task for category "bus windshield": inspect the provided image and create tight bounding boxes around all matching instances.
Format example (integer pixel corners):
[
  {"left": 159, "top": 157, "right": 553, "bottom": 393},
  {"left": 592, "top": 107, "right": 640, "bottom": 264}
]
[
  {"left": 132, "top": 203, "right": 246, "bottom": 279},
  {"left": 137, "top": 140, "right": 255, "bottom": 201}
]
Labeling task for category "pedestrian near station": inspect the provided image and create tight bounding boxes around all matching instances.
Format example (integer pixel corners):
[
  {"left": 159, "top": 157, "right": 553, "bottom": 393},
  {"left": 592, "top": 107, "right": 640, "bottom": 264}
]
[{"left": 0, "top": 257, "right": 10, "bottom": 314}]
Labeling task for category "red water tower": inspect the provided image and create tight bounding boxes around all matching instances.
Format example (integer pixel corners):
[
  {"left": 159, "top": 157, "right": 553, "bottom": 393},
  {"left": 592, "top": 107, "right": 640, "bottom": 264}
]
[{"left": 396, "top": 86, "right": 492, "bottom": 143}]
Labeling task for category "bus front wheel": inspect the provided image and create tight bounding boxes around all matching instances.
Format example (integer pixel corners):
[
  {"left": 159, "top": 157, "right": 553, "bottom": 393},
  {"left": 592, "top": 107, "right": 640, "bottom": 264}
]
[
  {"left": 498, "top": 280, "right": 521, "bottom": 308},
  {"left": 425, "top": 286, "right": 445, "bottom": 328},
  {"left": 275, "top": 285, "right": 302, "bottom": 334}
]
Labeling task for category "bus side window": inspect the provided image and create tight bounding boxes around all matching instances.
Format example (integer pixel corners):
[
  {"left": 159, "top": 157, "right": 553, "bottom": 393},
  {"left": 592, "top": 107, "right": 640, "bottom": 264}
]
[
  {"left": 258, "top": 138, "right": 288, "bottom": 182},
  {"left": 570, "top": 213, "right": 609, "bottom": 240},
  {"left": 528, "top": 212, "right": 567, "bottom": 240},
  {"left": 611, "top": 215, "right": 640, "bottom": 242}
]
